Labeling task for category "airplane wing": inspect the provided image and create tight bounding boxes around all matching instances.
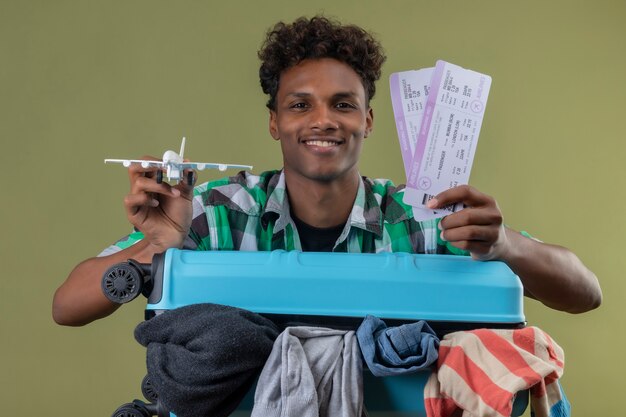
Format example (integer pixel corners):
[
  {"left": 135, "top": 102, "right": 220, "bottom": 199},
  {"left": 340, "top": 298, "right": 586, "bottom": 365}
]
[
  {"left": 104, "top": 159, "right": 166, "bottom": 169},
  {"left": 181, "top": 162, "right": 253, "bottom": 172}
]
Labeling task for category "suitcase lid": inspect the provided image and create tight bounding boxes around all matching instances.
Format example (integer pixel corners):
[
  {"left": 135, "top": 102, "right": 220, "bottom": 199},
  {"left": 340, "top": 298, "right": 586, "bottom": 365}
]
[{"left": 146, "top": 249, "right": 525, "bottom": 326}]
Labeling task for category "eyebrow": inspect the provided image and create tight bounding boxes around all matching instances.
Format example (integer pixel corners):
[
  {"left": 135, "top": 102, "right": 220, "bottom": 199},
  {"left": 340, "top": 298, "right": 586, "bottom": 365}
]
[
  {"left": 333, "top": 92, "right": 360, "bottom": 100},
  {"left": 286, "top": 91, "right": 361, "bottom": 100}
]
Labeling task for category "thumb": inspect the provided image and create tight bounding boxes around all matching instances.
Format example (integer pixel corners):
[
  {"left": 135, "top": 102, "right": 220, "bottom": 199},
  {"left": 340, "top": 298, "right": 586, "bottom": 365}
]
[{"left": 174, "top": 170, "right": 197, "bottom": 197}]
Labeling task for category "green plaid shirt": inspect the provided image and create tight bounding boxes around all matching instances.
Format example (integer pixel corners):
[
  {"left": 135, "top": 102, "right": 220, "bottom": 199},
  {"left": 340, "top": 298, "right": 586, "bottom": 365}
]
[{"left": 101, "top": 170, "right": 467, "bottom": 255}]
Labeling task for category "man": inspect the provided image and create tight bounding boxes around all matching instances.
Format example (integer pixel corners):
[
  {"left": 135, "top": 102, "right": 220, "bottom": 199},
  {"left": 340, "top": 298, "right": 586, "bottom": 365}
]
[{"left": 53, "top": 16, "right": 601, "bottom": 326}]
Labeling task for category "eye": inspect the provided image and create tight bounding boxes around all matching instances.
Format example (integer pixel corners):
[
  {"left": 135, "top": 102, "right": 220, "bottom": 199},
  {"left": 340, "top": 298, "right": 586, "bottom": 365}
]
[
  {"left": 335, "top": 102, "right": 358, "bottom": 110},
  {"left": 289, "top": 102, "right": 309, "bottom": 110}
]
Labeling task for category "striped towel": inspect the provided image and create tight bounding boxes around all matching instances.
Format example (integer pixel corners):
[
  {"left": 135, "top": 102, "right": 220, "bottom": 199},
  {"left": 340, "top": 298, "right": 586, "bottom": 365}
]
[{"left": 424, "top": 327, "right": 570, "bottom": 417}]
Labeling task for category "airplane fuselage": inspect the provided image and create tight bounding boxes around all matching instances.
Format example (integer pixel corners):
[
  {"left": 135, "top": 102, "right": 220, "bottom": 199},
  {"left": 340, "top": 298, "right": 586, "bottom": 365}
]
[{"left": 163, "top": 150, "right": 184, "bottom": 181}]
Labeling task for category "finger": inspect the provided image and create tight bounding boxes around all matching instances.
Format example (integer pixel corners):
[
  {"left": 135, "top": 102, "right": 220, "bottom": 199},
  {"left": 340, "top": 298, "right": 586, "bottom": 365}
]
[
  {"left": 440, "top": 224, "right": 499, "bottom": 244},
  {"left": 127, "top": 155, "right": 163, "bottom": 180},
  {"left": 439, "top": 206, "right": 503, "bottom": 230},
  {"left": 124, "top": 192, "right": 159, "bottom": 217},
  {"left": 426, "top": 185, "right": 494, "bottom": 210},
  {"left": 174, "top": 169, "right": 197, "bottom": 196},
  {"left": 446, "top": 240, "right": 495, "bottom": 259},
  {"left": 130, "top": 175, "right": 181, "bottom": 198},
  {"left": 128, "top": 166, "right": 161, "bottom": 183},
  {"left": 179, "top": 159, "right": 193, "bottom": 187}
]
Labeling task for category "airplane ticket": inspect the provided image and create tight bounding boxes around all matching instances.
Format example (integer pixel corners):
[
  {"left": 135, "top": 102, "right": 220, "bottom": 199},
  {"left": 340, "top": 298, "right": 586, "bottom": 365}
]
[
  {"left": 389, "top": 68, "right": 433, "bottom": 178},
  {"left": 398, "top": 60, "right": 492, "bottom": 220}
]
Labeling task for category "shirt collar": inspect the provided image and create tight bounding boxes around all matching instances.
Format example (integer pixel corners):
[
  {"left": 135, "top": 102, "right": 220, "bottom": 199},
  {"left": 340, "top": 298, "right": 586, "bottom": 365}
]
[
  {"left": 261, "top": 170, "right": 384, "bottom": 239},
  {"left": 347, "top": 176, "right": 383, "bottom": 238},
  {"left": 261, "top": 170, "right": 291, "bottom": 233}
]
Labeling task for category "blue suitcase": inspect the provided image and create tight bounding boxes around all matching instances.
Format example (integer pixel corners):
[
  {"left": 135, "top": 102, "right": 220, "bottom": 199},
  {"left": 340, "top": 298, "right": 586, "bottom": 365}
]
[{"left": 103, "top": 249, "right": 528, "bottom": 417}]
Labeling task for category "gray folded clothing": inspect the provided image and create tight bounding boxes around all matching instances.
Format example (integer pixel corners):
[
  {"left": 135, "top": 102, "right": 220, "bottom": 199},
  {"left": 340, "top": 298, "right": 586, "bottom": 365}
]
[
  {"left": 252, "top": 326, "right": 363, "bottom": 417},
  {"left": 134, "top": 303, "right": 280, "bottom": 417}
]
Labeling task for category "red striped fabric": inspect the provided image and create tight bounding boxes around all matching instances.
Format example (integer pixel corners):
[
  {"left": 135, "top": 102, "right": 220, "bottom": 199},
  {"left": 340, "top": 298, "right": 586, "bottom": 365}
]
[
  {"left": 438, "top": 344, "right": 517, "bottom": 415},
  {"left": 424, "top": 327, "right": 566, "bottom": 417},
  {"left": 474, "top": 330, "right": 543, "bottom": 385}
]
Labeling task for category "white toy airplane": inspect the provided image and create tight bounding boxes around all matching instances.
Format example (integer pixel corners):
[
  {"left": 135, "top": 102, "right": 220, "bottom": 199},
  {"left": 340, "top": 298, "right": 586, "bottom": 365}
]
[{"left": 105, "top": 137, "right": 252, "bottom": 184}]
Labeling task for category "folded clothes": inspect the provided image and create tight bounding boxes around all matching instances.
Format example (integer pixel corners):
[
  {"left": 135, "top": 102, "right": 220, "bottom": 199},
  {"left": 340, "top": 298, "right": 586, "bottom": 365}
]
[
  {"left": 357, "top": 315, "right": 440, "bottom": 376},
  {"left": 424, "top": 326, "right": 570, "bottom": 417},
  {"left": 252, "top": 326, "right": 363, "bottom": 417},
  {"left": 134, "top": 303, "right": 280, "bottom": 417}
]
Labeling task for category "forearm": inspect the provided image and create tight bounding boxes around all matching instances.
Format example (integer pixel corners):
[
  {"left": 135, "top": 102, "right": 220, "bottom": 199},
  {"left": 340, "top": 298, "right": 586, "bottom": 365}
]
[
  {"left": 52, "top": 239, "right": 162, "bottom": 326},
  {"left": 501, "top": 228, "right": 602, "bottom": 314}
]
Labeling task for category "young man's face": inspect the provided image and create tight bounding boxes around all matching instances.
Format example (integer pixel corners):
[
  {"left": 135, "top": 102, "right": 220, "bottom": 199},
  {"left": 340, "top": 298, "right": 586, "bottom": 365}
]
[{"left": 269, "top": 58, "right": 373, "bottom": 184}]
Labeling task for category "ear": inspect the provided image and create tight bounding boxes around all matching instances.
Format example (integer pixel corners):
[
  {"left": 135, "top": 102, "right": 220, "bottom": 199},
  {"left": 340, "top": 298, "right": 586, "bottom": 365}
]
[
  {"left": 364, "top": 107, "right": 374, "bottom": 138},
  {"left": 269, "top": 110, "right": 280, "bottom": 141}
]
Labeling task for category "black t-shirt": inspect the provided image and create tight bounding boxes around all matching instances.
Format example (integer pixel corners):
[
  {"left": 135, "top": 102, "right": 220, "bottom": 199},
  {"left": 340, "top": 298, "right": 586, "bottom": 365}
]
[{"left": 291, "top": 213, "right": 345, "bottom": 252}]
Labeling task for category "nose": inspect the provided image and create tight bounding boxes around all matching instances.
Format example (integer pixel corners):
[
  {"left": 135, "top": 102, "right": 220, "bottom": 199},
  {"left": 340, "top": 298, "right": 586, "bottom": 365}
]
[{"left": 309, "top": 105, "right": 339, "bottom": 131}]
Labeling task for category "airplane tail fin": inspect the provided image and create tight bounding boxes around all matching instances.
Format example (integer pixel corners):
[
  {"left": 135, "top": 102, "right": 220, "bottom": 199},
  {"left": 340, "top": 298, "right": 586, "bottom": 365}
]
[{"left": 179, "top": 137, "right": 186, "bottom": 159}]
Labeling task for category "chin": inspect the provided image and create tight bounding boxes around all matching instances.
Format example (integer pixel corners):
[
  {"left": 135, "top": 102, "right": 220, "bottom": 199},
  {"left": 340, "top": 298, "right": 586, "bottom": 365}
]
[
  {"left": 306, "top": 167, "right": 356, "bottom": 183},
  {"left": 285, "top": 161, "right": 358, "bottom": 184}
]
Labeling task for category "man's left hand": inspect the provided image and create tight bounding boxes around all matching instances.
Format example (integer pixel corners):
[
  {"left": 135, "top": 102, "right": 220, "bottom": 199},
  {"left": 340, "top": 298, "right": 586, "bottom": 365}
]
[{"left": 427, "top": 185, "right": 510, "bottom": 261}]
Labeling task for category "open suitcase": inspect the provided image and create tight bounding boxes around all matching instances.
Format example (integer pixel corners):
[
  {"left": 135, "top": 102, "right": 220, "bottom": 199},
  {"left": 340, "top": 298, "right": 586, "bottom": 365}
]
[{"left": 103, "top": 249, "right": 529, "bottom": 417}]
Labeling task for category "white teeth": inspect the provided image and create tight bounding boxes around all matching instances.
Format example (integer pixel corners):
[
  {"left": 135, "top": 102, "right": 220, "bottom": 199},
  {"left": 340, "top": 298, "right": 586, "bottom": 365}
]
[{"left": 305, "top": 140, "right": 337, "bottom": 147}]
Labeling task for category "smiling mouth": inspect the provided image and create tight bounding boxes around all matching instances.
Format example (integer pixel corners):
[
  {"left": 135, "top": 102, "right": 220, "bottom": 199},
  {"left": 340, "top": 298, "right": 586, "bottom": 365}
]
[{"left": 302, "top": 139, "right": 343, "bottom": 147}]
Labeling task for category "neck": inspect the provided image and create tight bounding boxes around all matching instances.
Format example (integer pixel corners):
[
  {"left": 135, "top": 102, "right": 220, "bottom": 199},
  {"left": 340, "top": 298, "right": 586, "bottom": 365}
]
[{"left": 284, "top": 170, "right": 359, "bottom": 228}]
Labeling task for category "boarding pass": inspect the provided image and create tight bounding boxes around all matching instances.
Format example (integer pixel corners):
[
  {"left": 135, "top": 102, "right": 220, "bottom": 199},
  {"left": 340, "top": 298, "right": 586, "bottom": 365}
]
[{"left": 390, "top": 60, "right": 492, "bottom": 220}]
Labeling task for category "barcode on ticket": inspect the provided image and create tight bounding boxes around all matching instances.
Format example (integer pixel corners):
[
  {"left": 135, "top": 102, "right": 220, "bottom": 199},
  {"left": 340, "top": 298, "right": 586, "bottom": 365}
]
[{"left": 421, "top": 193, "right": 456, "bottom": 213}]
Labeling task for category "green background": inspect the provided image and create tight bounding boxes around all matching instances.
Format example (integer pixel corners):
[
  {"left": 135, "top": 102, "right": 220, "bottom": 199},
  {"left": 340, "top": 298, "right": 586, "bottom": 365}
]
[{"left": 1, "top": 1, "right": 624, "bottom": 415}]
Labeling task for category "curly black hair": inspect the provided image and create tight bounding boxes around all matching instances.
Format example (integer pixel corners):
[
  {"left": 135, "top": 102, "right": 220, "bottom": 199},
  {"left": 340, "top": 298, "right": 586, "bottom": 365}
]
[{"left": 258, "top": 16, "right": 386, "bottom": 110}]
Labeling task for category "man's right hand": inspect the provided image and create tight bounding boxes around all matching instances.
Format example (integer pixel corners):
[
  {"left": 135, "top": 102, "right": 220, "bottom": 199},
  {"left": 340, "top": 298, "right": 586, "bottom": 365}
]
[
  {"left": 124, "top": 156, "right": 195, "bottom": 252},
  {"left": 52, "top": 157, "right": 197, "bottom": 327}
]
